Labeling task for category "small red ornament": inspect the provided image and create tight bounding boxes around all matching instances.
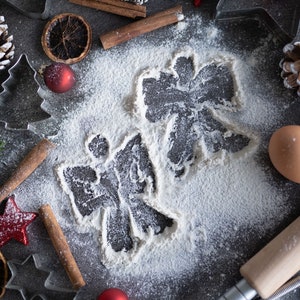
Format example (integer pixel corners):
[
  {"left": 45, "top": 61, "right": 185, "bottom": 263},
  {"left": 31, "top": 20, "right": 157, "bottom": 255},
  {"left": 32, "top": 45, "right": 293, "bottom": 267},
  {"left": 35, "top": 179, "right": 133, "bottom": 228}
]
[
  {"left": 0, "top": 195, "right": 38, "bottom": 247},
  {"left": 193, "top": 0, "right": 202, "bottom": 7},
  {"left": 43, "top": 62, "right": 76, "bottom": 93},
  {"left": 97, "top": 288, "right": 129, "bottom": 300}
]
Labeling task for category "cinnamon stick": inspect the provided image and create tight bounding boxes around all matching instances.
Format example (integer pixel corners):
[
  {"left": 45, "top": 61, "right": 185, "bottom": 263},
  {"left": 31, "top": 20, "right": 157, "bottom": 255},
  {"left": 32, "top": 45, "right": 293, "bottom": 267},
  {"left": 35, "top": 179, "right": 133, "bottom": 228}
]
[
  {"left": 0, "top": 139, "right": 55, "bottom": 202},
  {"left": 100, "top": 5, "right": 184, "bottom": 50},
  {"left": 39, "top": 204, "right": 86, "bottom": 290},
  {"left": 69, "top": 0, "right": 146, "bottom": 19}
]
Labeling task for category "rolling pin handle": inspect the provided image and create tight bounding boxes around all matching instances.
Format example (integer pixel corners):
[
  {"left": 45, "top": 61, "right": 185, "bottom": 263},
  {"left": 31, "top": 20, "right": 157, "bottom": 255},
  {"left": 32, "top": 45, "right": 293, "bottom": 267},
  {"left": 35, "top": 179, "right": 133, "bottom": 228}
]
[{"left": 218, "top": 279, "right": 257, "bottom": 300}]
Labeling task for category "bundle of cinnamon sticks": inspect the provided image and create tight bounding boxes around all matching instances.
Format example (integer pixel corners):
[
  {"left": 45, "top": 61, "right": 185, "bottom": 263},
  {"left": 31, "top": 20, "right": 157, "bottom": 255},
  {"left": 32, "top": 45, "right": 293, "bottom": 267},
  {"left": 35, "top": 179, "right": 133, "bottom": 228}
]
[{"left": 69, "top": 0, "right": 184, "bottom": 50}]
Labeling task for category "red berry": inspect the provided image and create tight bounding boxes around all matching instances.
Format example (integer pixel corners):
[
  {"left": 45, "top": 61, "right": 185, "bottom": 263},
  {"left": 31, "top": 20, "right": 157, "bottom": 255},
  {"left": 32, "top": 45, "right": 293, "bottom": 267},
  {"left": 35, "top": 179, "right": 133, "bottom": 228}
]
[
  {"left": 43, "top": 62, "right": 76, "bottom": 93},
  {"left": 97, "top": 288, "right": 129, "bottom": 300}
]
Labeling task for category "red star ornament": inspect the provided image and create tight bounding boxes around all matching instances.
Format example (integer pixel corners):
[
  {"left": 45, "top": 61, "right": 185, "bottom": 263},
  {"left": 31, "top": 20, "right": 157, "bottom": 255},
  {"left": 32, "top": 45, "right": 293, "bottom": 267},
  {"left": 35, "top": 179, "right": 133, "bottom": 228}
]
[{"left": 0, "top": 195, "right": 38, "bottom": 247}]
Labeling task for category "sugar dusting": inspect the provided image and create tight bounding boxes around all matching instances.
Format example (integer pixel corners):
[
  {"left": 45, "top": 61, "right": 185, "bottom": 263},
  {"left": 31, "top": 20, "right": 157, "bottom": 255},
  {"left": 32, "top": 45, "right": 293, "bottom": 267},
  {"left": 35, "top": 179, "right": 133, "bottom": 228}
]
[{"left": 13, "top": 13, "right": 293, "bottom": 298}]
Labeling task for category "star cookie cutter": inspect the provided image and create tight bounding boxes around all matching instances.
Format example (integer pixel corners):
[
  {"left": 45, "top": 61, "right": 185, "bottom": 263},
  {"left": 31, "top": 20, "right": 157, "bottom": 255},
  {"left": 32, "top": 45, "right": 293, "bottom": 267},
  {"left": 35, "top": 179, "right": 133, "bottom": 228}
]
[
  {"left": 6, "top": 254, "right": 77, "bottom": 300},
  {"left": 1, "top": 0, "right": 50, "bottom": 19},
  {"left": 216, "top": 0, "right": 300, "bottom": 42},
  {"left": 0, "top": 53, "right": 51, "bottom": 131}
]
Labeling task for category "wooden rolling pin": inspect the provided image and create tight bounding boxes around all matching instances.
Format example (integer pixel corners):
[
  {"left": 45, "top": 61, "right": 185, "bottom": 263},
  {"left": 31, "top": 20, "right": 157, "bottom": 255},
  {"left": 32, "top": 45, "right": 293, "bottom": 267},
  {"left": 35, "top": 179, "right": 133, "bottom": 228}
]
[
  {"left": 240, "top": 217, "right": 300, "bottom": 299},
  {"left": 0, "top": 139, "right": 55, "bottom": 202}
]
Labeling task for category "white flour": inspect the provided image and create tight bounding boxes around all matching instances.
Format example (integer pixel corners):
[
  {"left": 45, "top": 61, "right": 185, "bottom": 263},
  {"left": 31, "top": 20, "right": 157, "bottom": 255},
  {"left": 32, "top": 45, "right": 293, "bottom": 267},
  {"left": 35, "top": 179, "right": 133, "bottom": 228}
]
[{"left": 14, "top": 13, "right": 292, "bottom": 294}]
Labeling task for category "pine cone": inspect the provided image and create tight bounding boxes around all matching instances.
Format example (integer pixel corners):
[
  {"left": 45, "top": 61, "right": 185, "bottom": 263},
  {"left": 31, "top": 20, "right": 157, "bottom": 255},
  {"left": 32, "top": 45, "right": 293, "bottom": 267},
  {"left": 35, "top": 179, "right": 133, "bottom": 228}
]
[
  {"left": 0, "top": 16, "right": 14, "bottom": 71},
  {"left": 280, "top": 41, "right": 300, "bottom": 97}
]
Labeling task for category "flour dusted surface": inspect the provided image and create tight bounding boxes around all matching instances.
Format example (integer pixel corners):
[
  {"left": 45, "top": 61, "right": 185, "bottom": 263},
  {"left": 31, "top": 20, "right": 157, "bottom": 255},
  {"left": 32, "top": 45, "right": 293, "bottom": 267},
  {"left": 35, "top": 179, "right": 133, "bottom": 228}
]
[{"left": 11, "top": 13, "right": 295, "bottom": 299}]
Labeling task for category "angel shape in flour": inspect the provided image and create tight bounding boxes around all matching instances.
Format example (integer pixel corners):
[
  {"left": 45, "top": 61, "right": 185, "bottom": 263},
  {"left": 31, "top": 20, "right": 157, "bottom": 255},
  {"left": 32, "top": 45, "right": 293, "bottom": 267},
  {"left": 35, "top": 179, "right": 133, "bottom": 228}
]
[
  {"left": 61, "top": 133, "right": 173, "bottom": 253},
  {"left": 136, "top": 52, "right": 258, "bottom": 177}
]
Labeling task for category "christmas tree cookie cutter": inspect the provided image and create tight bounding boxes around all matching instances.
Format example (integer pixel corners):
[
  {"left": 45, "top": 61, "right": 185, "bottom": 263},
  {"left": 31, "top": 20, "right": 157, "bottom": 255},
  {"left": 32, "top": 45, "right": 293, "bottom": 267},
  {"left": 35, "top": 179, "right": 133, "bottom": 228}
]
[
  {"left": 6, "top": 253, "right": 77, "bottom": 300},
  {"left": 1, "top": 0, "right": 50, "bottom": 19},
  {"left": 0, "top": 53, "right": 51, "bottom": 131}
]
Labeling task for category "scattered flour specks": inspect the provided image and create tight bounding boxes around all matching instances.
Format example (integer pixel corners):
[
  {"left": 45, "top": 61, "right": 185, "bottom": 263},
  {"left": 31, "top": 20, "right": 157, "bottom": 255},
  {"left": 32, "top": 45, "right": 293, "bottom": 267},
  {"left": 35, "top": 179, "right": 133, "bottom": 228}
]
[{"left": 13, "top": 13, "right": 292, "bottom": 298}]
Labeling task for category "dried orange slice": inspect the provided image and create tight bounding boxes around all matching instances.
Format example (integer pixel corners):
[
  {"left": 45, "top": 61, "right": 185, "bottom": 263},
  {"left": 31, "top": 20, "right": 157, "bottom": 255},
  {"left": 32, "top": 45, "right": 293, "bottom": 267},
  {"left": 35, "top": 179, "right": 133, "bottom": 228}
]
[{"left": 41, "top": 13, "right": 92, "bottom": 64}]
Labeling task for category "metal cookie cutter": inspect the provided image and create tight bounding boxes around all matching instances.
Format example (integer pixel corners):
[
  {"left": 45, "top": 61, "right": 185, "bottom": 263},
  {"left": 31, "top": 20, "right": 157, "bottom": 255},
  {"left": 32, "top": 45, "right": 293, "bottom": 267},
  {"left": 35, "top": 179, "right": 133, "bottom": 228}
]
[
  {"left": 6, "top": 253, "right": 77, "bottom": 300},
  {"left": 215, "top": 0, "right": 300, "bottom": 42},
  {"left": 0, "top": 53, "right": 51, "bottom": 131},
  {"left": 0, "top": 0, "right": 50, "bottom": 19}
]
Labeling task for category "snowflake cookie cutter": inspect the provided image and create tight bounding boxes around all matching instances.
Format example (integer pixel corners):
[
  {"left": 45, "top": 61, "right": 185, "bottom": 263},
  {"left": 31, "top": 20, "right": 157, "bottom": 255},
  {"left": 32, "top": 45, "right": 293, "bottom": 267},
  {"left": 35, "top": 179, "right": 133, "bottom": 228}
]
[
  {"left": 6, "top": 253, "right": 77, "bottom": 300},
  {"left": 1, "top": 0, "right": 50, "bottom": 19},
  {"left": 0, "top": 53, "right": 51, "bottom": 131}
]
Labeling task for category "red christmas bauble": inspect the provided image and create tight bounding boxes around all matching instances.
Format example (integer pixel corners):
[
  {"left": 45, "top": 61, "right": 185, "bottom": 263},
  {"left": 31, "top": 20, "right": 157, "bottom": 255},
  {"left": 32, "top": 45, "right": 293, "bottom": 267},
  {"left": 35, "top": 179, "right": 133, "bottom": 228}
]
[
  {"left": 97, "top": 288, "right": 129, "bottom": 300},
  {"left": 43, "top": 62, "right": 76, "bottom": 93}
]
